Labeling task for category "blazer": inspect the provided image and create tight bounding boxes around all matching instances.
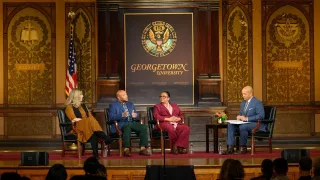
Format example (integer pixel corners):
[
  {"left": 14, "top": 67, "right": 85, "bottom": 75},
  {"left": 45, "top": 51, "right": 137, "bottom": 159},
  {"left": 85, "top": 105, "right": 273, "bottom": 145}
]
[
  {"left": 153, "top": 103, "right": 184, "bottom": 122},
  {"left": 108, "top": 101, "right": 139, "bottom": 133},
  {"left": 239, "top": 96, "right": 266, "bottom": 130}
]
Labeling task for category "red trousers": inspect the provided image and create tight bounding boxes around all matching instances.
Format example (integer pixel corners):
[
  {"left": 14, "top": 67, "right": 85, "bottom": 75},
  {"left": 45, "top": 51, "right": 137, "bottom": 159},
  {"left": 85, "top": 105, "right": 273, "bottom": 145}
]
[{"left": 156, "top": 122, "right": 190, "bottom": 149}]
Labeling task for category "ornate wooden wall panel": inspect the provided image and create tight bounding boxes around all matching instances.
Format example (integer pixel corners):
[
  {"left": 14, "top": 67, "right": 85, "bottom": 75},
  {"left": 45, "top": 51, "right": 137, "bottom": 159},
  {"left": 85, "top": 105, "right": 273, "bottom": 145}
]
[
  {"left": 223, "top": 0, "right": 253, "bottom": 106},
  {"left": 273, "top": 110, "right": 314, "bottom": 137},
  {"left": 3, "top": 3, "right": 56, "bottom": 107},
  {"left": 4, "top": 113, "right": 56, "bottom": 139},
  {"left": 262, "top": 0, "right": 314, "bottom": 105},
  {"left": 66, "top": 3, "right": 96, "bottom": 105}
]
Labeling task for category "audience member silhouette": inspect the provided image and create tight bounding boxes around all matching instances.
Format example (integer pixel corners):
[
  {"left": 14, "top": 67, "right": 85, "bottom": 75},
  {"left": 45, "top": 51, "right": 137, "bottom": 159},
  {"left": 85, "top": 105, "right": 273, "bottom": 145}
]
[
  {"left": 0, "top": 172, "right": 21, "bottom": 180},
  {"left": 272, "top": 158, "right": 288, "bottom": 180},
  {"left": 96, "top": 163, "right": 107, "bottom": 178},
  {"left": 313, "top": 157, "right": 320, "bottom": 180},
  {"left": 219, "top": 159, "right": 245, "bottom": 180},
  {"left": 251, "top": 159, "right": 273, "bottom": 180},
  {"left": 45, "top": 163, "right": 67, "bottom": 180},
  {"left": 298, "top": 156, "right": 312, "bottom": 180}
]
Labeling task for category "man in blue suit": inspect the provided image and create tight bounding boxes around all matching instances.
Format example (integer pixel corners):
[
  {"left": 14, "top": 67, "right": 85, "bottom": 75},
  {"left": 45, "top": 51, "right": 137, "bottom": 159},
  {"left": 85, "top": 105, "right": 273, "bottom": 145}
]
[
  {"left": 109, "top": 90, "right": 150, "bottom": 157},
  {"left": 227, "top": 86, "right": 265, "bottom": 154}
]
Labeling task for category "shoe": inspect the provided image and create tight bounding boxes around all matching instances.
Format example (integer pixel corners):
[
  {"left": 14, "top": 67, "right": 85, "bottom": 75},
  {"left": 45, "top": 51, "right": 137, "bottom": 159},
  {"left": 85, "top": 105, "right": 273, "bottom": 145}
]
[
  {"left": 139, "top": 149, "right": 151, "bottom": 156},
  {"left": 123, "top": 149, "right": 132, "bottom": 157},
  {"left": 240, "top": 146, "right": 247, "bottom": 154},
  {"left": 227, "top": 145, "right": 234, "bottom": 154},
  {"left": 178, "top": 147, "right": 186, "bottom": 154},
  {"left": 172, "top": 146, "right": 179, "bottom": 155}
]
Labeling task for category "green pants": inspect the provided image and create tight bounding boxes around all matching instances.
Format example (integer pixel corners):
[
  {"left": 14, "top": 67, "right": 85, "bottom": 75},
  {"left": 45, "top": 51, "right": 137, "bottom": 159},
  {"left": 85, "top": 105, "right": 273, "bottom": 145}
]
[{"left": 122, "top": 122, "right": 148, "bottom": 148}]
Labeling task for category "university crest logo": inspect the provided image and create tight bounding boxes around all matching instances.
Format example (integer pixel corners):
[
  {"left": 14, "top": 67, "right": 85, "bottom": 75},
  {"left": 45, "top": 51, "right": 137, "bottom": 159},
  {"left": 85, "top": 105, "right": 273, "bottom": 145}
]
[{"left": 141, "top": 21, "right": 177, "bottom": 57}]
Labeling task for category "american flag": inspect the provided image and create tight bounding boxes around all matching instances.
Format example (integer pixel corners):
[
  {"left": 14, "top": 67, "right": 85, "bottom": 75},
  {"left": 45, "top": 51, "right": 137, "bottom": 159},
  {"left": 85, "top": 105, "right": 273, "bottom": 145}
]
[{"left": 65, "top": 24, "right": 77, "bottom": 96}]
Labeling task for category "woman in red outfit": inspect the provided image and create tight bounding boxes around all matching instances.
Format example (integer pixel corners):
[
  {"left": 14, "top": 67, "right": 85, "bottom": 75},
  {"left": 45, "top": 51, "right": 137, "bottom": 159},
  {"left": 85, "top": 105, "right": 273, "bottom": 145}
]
[{"left": 153, "top": 91, "right": 190, "bottom": 154}]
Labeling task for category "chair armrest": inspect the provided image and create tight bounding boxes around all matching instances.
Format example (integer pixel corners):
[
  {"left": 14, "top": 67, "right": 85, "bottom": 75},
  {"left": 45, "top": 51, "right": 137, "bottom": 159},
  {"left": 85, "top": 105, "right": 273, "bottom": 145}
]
[
  {"left": 113, "top": 121, "right": 122, "bottom": 135},
  {"left": 251, "top": 120, "right": 261, "bottom": 134},
  {"left": 259, "top": 119, "right": 274, "bottom": 123},
  {"left": 60, "top": 123, "right": 72, "bottom": 126},
  {"left": 156, "top": 120, "right": 163, "bottom": 131}
]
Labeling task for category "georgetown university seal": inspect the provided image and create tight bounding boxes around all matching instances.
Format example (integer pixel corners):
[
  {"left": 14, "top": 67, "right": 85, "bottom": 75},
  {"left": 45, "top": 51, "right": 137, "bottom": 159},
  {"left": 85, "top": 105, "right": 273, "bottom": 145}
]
[{"left": 141, "top": 21, "right": 177, "bottom": 57}]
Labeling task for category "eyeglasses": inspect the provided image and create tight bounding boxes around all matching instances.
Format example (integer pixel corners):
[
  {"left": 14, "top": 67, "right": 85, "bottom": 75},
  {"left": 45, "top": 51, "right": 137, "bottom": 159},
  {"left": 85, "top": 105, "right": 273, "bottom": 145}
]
[{"left": 159, "top": 96, "right": 168, "bottom": 98}]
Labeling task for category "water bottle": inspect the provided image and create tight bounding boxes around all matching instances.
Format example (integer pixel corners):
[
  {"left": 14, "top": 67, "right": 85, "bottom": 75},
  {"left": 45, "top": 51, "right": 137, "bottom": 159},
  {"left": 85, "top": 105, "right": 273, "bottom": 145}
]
[
  {"left": 147, "top": 144, "right": 152, "bottom": 155},
  {"left": 189, "top": 143, "right": 194, "bottom": 154},
  {"left": 218, "top": 142, "right": 222, "bottom": 155},
  {"left": 103, "top": 147, "right": 108, "bottom": 157}
]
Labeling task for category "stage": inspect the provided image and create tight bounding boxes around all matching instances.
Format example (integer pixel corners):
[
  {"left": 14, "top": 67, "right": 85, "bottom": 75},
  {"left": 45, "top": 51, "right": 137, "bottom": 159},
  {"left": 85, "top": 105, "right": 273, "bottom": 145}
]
[{"left": 0, "top": 146, "right": 320, "bottom": 180}]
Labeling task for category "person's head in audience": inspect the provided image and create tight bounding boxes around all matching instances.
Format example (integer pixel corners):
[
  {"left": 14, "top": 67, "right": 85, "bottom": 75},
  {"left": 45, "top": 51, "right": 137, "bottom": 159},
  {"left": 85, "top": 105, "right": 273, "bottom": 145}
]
[
  {"left": 45, "top": 163, "right": 67, "bottom": 180},
  {"left": 313, "top": 157, "right": 320, "bottom": 178},
  {"left": 273, "top": 158, "right": 288, "bottom": 176},
  {"left": 219, "top": 159, "right": 245, "bottom": 180},
  {"left": 83, "top": 156, "right": 100, "bottom": 175},
  {"left": 219, "top": 159, "right": 235, "bottom": 180},
  {"left": 0, "top": 172, "right": 21, "bottom": 180},
  {"left": 261, "top": 159, "right": 273, "bottom": 179},
  {"left": 299, "top": 156, "right": 312, "bottom": 176},
  {"left": 96, "top": 164, "right": 107, "bottom": 177}
]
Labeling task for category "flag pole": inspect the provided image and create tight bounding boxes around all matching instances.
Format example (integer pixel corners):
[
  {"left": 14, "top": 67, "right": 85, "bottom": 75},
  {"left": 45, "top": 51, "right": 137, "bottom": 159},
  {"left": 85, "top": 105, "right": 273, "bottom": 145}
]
[{"left": 67, "top": 11, "right": 78, "bottom": 151}]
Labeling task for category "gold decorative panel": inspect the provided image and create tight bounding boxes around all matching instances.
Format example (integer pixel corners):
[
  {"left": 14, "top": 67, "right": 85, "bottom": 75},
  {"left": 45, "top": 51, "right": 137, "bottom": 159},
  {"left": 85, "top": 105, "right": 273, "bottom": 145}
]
[
  {"left": 273, "top": 110, "right": 314, "bottom": 137},
  {"left": 66, "top": 3, "right": 96, "bottom": 105},
  {"left": 262, "top": 1, "right": 314, "bottom": 105},
  {"left": 223, "top": 0, "right": 252, "bottom": 105},
  {"left": 3, "top": 3, "right": 56, "bottom": 107},
  {"left": 4, "top": 113, "right": 55, "bottom": 139}
]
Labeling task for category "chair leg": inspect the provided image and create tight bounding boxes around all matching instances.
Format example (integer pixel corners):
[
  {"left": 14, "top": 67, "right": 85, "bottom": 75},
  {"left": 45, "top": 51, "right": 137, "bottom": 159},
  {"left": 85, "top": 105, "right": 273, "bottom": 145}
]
[
  {"left": 62, "top": 142, "right": 66, "bottom": 157},
  {"left": 269, "top": 138, "right": 272, "bottom": 153},
  {"left": 161, "top": 134, "right": 164, "bottom": 155},
  {"left": 82, "top": 144, "right": 85, "bottom": 156},
  {"left": 77, "top": 141, "right": 81, "bottom": 159},
  {"left": 235, "top": 137, "right": 240, "bottom": 150},
  {"left": 101, "top": 141, "right": 105, "bottom": 157},
  {"left": 108, "top": 144, "right": 111, "bottom": 156},
  {"left": 119, "top": 138, "right": 123, "bottom": 157},
  {"left": 251, "top": 136, "right": 255, "bottom": 155}
]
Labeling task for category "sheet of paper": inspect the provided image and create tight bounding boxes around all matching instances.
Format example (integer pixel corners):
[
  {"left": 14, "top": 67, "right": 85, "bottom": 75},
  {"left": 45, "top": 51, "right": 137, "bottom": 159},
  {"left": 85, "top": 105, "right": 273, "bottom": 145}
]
[{"left": 225, "top": 120, "right": 250, "bottom": 124}]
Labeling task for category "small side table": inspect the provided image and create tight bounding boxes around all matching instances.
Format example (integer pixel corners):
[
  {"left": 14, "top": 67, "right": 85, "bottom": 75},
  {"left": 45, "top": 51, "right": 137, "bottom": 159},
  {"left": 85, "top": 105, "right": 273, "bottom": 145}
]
[{"left": 205, "top": 123, "right": 228, "bottom": 153}]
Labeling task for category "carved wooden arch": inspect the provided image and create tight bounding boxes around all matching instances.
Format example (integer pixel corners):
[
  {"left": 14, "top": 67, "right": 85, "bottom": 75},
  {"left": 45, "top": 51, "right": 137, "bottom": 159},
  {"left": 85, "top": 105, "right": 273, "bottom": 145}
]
[
  {"left": 3, "top": 3, "right": 56, "bottom": 34},
  {"left": 223, "top": 1, "right": 252, "bottom": 35},
  {"left": 3, "top": 2, "right": 56, "bottom": 107},
  {"left": 262, "top": 2, "right": 313, "bottom": 34},
  {"left": 262, "top": 1, "right": 314, "bottom": 105},
  {"left": 66, "top": 3, "right": 95, "bottom": 35},
  {"left": 222, "top": 0, "right": 253, "bottom": 106}
]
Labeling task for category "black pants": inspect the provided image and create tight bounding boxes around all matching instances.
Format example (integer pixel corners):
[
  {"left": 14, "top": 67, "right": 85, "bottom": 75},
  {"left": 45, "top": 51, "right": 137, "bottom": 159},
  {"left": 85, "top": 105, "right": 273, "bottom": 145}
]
[{"left": 88, "top": 131, "right": 111, "bottom": 157}]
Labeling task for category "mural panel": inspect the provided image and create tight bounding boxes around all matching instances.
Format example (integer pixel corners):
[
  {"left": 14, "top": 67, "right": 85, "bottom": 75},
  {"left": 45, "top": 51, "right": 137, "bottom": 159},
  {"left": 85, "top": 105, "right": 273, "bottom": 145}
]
[{"left": 3, "top": 3, "right": 56, "bottom": 107}]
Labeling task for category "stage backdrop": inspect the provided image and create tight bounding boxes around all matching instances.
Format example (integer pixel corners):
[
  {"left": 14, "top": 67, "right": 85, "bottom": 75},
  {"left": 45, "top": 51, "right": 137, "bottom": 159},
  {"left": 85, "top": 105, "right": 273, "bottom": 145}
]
[{"left": 124, "top": 13, "right": 194, "bottom": 105}]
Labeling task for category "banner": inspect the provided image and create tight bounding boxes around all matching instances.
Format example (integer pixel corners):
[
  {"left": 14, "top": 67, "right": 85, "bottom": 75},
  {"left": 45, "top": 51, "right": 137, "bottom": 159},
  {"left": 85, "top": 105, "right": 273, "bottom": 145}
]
[{"left": 125, "top": 13, "right": 194, "bottom": 105}]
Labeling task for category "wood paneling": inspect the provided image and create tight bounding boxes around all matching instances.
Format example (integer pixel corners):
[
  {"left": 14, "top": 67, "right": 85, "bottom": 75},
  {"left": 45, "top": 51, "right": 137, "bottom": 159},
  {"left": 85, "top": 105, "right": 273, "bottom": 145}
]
[
  {"left": 0, "top": 164, "right": 301, "bottom": 180},
  {"left": 97, "top": 2, "right": 220, "bottom": 104}
]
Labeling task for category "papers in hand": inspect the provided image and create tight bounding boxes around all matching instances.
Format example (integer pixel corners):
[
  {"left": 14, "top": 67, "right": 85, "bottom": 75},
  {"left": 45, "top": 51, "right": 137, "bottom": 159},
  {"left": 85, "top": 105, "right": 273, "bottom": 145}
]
[{"left": 225, "top": 120, "right": 249, "bottom": 124}]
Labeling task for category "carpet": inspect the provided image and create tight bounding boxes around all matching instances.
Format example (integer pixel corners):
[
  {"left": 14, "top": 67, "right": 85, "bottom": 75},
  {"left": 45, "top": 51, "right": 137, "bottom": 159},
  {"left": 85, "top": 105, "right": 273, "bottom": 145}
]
[{"left": 1, "top": 150, "right": 320, "bottom": 160}]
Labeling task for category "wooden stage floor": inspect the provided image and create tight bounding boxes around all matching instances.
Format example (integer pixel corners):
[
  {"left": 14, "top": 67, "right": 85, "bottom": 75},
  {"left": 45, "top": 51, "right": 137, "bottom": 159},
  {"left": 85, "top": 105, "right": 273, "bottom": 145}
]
[{"left": 0, "top": 145, "right": 319, "bottom": 180}]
